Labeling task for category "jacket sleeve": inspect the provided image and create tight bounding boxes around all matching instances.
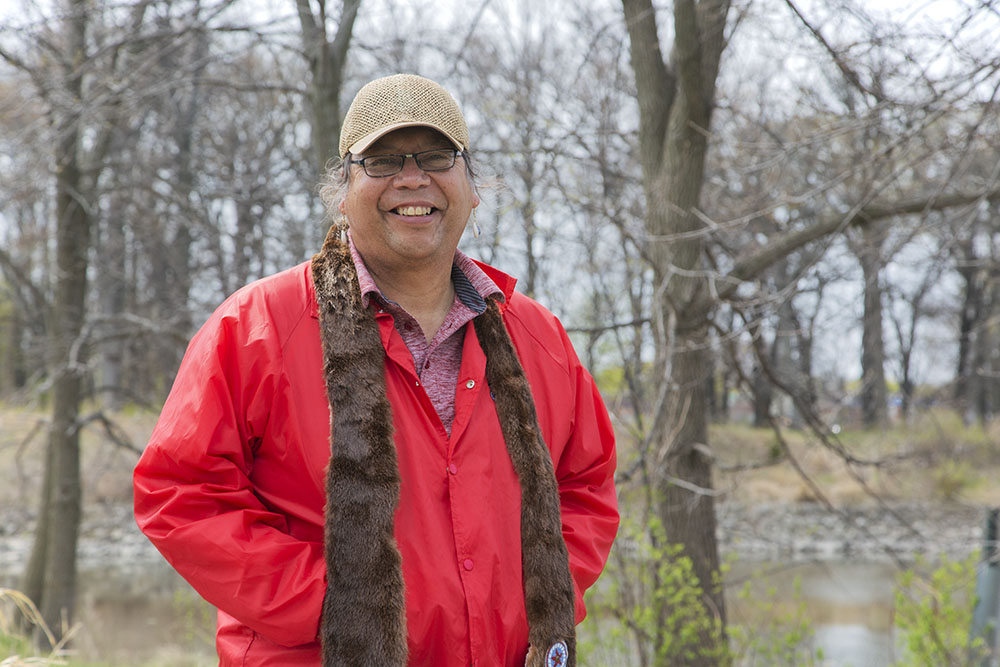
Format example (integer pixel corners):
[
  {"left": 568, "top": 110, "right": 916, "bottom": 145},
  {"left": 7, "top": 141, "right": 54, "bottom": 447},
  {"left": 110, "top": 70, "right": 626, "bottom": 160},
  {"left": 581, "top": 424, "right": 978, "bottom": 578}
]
[
  {"left": 133, "top": 293, "right": 325, "bottom": 647},
  {"left": 553, "top": 328, "right": 620, "bottom": 624}
]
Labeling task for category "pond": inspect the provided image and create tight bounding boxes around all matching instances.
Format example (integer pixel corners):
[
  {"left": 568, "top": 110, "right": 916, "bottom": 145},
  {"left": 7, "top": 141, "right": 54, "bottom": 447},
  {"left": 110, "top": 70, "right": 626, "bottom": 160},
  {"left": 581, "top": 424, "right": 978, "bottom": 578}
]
[{"left": 728, "top": 560, "right": 897, "bottom": 666}]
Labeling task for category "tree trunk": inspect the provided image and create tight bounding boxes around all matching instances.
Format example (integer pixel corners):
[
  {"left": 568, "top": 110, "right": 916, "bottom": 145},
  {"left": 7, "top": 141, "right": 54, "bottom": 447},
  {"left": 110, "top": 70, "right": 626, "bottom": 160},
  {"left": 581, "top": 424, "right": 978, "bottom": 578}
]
[
  {"left": 29, "top": 106, "right": 88, "bottom": 652},
  {"left": 296, "top": 0, "right": 362, "bottom": 175},
  {"left": 858, "top": 224, "right": 888, "bottom": 428},
  {"left": 753, "top": 361, "right": 773, "bottom": 427},
  {"left": 97, "top": 198, "right": 126, "bottom": 409},
  {"left": 954, "top": 239, "right": 981, "bottom": 417},
  {"left": 971, "top": 276, "right": 999, "bottom": 423},
  {"left": 0, "top": 302, "right": 26, "bottom": 394},
  {"left": 519, "top": 175, "right": 539, "bottom": 299},
  {"left": 623, "top": 0, "right": 732, "bottom": 663},
  {"left": 656, "top": 325, "right": 724, "bottom": 650},
  {"left": 21, "top": 0, "right": 91, "bottom": 646}
]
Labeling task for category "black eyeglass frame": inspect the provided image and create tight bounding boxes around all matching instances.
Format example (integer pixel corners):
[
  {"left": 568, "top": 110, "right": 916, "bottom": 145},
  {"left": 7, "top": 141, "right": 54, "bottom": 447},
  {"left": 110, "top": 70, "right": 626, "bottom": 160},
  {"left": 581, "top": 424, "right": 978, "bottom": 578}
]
[{"left": 347, "top": 148, "right": 467, "bottom": 178}]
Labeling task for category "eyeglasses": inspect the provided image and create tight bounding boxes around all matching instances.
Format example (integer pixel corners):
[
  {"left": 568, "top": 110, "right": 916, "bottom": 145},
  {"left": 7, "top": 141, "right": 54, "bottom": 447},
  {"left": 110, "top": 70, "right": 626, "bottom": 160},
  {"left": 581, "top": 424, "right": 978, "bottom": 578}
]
[{"left": 348, "top": 148, "right": 465, "bottom": 178}]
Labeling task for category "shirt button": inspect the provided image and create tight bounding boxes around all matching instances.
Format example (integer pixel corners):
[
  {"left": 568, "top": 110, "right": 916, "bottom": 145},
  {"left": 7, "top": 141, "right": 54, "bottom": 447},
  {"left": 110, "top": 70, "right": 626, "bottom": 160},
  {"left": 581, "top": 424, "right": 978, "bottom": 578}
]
[
  {"left": 465, "top": 379, "right": 475, "bottom": 389},
  {"left": 463, "top": 559, "right": 474, "bottom": 571},
  {"left": 448, "top": 464, "right": 458, "bottom": 475}
]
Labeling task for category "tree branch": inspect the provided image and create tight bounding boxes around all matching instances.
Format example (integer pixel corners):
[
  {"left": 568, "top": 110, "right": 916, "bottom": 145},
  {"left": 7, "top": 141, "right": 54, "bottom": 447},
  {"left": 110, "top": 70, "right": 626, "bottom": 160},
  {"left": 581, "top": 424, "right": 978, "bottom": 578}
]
[
  {"left": 75, "top": 411, "right": 144, "bottom": 455},
  {"left": 621, "top": 0, "right": 675, "bottom": 173},
  {"left": 673, "top": 0, "right": 703, "bottom": 111},
  {"left": 0, "top": 246, "right": 49, "bottom": 335},
  {"left": 718, "top": 186, "right": 1000, "bottom": 301},
  {"left": 782, "top": 0, "right": 888, "bottom": 103},
  {"left": 564, "top": 317, "right": 650, "bottom": 336},
  {"left": 330, "top": 0, "right": 362, "bottom": 61}
]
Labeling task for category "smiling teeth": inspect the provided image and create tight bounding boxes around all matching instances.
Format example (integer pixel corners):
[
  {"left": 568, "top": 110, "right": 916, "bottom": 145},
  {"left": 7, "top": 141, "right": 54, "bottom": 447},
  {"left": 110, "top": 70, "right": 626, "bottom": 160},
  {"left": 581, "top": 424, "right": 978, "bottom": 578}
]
[{"left": 396, "top": 206, "right": 432, "bottom": 216}]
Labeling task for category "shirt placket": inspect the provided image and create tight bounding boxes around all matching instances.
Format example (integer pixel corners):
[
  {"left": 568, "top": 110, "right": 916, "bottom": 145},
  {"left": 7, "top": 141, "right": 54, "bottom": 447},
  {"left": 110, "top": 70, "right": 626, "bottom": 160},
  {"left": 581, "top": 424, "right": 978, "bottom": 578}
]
[{"left": 447, "top": 332, "right": 491, "bottom": 666}]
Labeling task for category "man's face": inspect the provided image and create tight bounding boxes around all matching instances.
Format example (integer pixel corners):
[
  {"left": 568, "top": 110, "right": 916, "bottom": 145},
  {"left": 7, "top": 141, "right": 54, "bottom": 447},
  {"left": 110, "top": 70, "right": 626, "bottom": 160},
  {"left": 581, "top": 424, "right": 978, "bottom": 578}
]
[{"left": 340, "top": 126, "right": 479, "bottom": 279}]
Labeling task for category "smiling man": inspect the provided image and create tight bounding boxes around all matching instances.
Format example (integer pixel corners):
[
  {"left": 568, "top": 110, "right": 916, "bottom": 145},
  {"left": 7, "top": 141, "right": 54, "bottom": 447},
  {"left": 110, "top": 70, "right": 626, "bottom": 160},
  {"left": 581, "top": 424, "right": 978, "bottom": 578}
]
[{"left": 133, "top": 74, "right": 618, "bottom": 667}]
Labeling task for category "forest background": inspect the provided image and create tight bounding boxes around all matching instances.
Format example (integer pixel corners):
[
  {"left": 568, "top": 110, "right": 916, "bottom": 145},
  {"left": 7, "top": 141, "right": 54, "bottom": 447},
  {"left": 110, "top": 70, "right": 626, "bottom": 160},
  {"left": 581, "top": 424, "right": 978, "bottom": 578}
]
[{"left": 2, "top": 0, "right": 1000, "bottom": 664}]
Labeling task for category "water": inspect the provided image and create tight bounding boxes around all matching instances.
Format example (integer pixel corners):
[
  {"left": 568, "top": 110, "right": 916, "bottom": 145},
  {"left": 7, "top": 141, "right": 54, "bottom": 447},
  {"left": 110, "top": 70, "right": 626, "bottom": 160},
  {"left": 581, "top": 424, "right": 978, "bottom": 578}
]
[{"left": 728, "top": 560, "right": 897, "bottom": 666}]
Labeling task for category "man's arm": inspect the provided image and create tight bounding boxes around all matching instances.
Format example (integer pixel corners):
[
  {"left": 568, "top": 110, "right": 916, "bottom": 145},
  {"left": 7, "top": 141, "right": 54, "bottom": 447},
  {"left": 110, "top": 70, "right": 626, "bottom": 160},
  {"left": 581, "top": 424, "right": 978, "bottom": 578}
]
[{"left": 133, "top": 296, "right": 326, "bottom": 647}]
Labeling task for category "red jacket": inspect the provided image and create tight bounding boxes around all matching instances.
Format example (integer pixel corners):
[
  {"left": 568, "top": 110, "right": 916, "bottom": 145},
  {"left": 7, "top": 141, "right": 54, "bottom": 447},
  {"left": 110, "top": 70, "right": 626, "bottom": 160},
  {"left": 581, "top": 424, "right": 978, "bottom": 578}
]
[{"left": 133, "top": 260, "right": 618, "bottom": 666}]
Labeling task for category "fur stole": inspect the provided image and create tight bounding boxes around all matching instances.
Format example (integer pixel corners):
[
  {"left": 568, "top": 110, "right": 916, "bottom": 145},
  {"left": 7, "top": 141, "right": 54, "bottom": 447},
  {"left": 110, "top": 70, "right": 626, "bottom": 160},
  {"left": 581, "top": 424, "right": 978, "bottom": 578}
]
[{"left": 311, "top": 227, "right": 576, "bottom": 666}]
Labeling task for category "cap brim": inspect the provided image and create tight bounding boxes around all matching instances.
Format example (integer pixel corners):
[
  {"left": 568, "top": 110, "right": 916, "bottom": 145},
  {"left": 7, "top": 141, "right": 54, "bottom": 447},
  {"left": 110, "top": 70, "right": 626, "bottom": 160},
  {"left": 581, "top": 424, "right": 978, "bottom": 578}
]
[{"left": 347, "top": 121, "right": 465, "bottom": 155}]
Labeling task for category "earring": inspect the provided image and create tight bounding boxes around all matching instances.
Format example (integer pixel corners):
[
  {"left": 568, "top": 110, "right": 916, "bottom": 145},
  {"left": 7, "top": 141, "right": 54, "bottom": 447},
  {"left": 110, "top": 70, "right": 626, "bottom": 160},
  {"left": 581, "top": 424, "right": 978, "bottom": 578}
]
[
  {"left": 337, "top": 215, "right": 348, "bottom": 244},
  {"left": 471, "top": 208, "right": 481, "bottom": 238}
]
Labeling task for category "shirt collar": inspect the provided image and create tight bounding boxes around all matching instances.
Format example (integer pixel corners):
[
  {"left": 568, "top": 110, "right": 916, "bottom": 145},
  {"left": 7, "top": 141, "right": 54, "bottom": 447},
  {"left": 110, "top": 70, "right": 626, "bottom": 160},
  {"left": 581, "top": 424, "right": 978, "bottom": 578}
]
[{"left": 348, "top": 232, "right": 503, "bottom": 312}]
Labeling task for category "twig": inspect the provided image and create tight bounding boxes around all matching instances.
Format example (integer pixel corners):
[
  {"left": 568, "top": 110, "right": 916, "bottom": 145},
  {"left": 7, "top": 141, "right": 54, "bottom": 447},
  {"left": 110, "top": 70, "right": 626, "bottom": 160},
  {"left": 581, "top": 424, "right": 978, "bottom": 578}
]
[{"left": 75, "top": 412, "right": 143, "bottom": 456}]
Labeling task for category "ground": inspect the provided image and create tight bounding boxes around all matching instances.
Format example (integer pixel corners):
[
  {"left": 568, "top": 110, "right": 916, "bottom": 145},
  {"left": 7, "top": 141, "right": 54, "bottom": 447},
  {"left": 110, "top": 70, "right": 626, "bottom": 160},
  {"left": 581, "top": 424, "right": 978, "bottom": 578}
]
[{"left": 1, "top": 403, "right": 997, "bottom": 664}]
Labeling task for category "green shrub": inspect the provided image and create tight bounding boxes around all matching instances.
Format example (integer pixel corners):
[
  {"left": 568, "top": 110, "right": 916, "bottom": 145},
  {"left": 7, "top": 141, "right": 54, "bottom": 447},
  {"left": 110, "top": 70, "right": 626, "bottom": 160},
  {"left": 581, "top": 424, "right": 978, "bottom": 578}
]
[
  {"left": 893, "top": 553, "right": 990, "bottom": 666},
  {"left": 727, "top": 576, "right": 824, "bottom": 666},
  {"left": 579, "top": 515, "right": 730, "bottom": 665}
]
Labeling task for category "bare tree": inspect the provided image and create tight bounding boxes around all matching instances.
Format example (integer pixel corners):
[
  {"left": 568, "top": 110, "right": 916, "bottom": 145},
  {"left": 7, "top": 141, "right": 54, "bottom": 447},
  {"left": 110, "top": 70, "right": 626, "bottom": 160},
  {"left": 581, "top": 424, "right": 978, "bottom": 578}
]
[
  {"left": 0, "top": 0, "right": 253, "bottom": 643},
  {"left": 0, "top": 0, "right": 125, "bottom": 643},
  {"left": 296, "top": 0, "right": 361, "bottom": 175},
  {"left": 620, "top": 0, "right": 733, "bottom": 660}
]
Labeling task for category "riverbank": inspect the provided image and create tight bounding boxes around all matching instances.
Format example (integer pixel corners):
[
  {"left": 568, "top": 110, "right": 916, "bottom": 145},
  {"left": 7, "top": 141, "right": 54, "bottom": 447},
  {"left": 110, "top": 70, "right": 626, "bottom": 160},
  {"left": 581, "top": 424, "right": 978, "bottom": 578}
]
[{"left": 717, "top": 499, "right": 988, "bottom": 563}]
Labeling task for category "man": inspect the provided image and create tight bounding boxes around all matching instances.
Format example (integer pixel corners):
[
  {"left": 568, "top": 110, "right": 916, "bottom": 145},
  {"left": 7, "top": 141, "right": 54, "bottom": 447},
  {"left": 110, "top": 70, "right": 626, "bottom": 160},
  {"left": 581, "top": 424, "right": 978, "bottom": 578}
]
[{"left": 134, "top": 73, "right": 618, "bottom": 667}]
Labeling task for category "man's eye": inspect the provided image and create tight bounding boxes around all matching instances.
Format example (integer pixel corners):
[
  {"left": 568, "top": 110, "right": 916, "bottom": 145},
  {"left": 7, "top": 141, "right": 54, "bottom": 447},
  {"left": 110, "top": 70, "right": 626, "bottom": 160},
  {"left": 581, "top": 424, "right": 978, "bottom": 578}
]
[
  {"left": 367, "top": 156, "right": 399, "bottom": 169},
  {"left": 420, "top": 151, "right": 453, "bottom": 168}
]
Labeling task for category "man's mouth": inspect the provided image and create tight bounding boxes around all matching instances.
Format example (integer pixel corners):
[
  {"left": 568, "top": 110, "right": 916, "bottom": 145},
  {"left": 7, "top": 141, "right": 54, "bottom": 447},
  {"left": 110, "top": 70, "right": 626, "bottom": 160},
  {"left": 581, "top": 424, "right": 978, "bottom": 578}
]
[{"left": 393, "top": 206, "right": 434, "bottom": 217}]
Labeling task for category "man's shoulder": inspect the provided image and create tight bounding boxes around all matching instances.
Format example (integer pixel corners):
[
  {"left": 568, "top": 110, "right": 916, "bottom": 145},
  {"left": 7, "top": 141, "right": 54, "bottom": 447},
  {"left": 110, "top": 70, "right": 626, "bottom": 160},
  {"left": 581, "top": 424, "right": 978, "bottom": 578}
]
[
  {"left": 211, "top": 261, "right": 315, "bottom": 331},
  {"left": 242, "top": 260, "right": 312, "bottom": 295},
  {"left": 504, "top": 290, "right": 561, "bottom": 330},
  {"left": 502, "top": 290, "right": 575, "bottom": 370},
  {"left": 223, "top": 261, "right": 312, "bottom": 306}
]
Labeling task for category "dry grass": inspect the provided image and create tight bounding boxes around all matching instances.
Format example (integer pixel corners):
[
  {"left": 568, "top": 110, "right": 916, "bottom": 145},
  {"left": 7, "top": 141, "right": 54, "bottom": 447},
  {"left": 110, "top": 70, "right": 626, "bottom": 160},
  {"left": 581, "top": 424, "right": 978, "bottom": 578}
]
[
  {"left": 708, "top": 411, "right": 1000, "bottom": 507},
  {"left": 5, "top": 401, "right": 998, "bottom": 512}
]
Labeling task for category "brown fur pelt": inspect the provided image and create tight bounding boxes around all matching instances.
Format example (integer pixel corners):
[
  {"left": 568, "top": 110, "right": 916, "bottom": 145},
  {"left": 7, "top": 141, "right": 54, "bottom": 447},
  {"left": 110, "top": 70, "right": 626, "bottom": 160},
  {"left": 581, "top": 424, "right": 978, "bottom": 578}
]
[
  {"left": 311, "top": 226, "right": 575, "bottom": 666},
  {"left": 474, "top": 301, "right": 576, "bottom": 667},
  {"left": 312, "top": 231, "right": 408, "bottom": 666}
]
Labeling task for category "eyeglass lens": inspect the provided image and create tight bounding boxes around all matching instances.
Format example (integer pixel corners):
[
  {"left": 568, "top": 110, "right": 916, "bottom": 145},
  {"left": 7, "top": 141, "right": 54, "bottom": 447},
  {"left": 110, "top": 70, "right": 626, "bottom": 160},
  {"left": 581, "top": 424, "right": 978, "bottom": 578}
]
[{"left": 360, "top": 149, "right": 458, "bottom": 177}]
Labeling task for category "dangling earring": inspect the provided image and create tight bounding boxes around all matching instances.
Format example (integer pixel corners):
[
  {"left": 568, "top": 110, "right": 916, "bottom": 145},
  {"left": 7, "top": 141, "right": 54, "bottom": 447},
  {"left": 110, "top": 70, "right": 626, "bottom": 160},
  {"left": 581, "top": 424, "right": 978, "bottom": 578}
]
[
  {"left": 337, "top": 215, "right": 348, "bottom": 244},
  {"left": 471, "top": 208, "right": 481, "bottom": 238}
]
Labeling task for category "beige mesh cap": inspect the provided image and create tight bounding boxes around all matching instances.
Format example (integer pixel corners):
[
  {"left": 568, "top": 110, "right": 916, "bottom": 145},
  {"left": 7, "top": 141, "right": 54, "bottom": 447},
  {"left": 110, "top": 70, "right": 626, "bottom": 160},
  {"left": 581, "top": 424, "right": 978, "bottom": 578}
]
[{"left": 338, "top": 74, "right": 470, "bottom": 158}]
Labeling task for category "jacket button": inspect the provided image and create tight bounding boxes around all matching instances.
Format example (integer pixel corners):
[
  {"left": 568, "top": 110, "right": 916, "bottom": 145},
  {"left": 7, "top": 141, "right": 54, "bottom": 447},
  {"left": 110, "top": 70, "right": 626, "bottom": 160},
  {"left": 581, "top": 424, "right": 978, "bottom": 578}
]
[
  {"left": 465, "top": 379, "right": 475, "bottom": 389},
  {"left": 448, "top": 464, "right": 458, "bottom": 475},
  {"left": 463, "top": 559, "right": 474, "bottom": 571}
]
